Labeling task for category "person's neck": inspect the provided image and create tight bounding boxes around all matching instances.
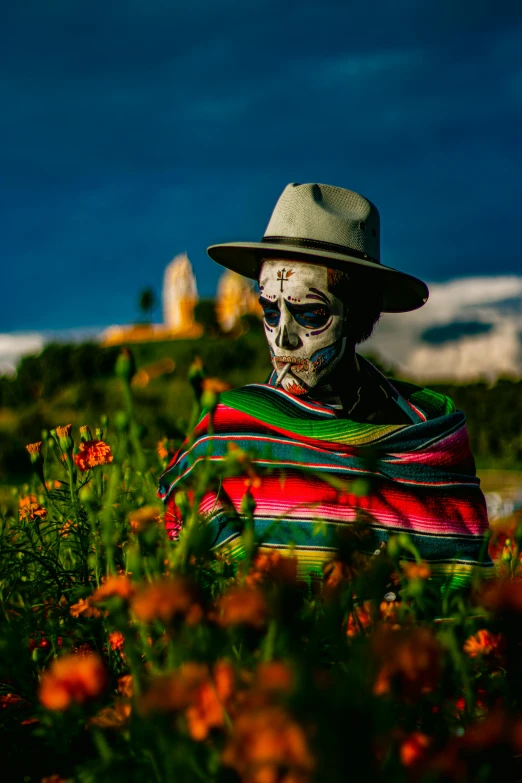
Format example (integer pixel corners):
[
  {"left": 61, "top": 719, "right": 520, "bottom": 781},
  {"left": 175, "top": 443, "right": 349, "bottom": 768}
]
[{"left": 307, "top": 349, "right": 361, "bottom": 412}]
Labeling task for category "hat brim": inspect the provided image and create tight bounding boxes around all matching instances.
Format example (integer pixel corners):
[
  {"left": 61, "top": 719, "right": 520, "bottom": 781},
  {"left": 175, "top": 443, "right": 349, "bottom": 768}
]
[{"left": 207, "top": 241, "right": 429, "bottom": 313}]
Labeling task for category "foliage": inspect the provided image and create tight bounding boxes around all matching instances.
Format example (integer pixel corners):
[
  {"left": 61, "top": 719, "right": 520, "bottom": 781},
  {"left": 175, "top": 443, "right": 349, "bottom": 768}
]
[{"left": 1, "top": 351, "right": 522, "bottom": 782}]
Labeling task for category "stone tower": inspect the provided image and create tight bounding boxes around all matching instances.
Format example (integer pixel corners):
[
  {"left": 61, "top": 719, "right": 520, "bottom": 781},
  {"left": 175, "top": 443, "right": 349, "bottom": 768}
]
[{"left": 163, "top": 253, "right": 199, "bottom": 333}]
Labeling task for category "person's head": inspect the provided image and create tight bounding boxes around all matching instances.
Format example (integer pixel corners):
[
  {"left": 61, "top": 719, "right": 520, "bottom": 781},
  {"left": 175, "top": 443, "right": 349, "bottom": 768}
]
[{"left": 258, "top": 257, "right": 382, "bottom": 395}]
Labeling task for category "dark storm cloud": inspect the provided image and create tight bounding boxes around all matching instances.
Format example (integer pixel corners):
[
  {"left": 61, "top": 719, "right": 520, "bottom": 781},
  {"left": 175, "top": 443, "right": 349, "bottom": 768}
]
[{"left": 2, "top": 0, "right": 522, "bottom": 330}]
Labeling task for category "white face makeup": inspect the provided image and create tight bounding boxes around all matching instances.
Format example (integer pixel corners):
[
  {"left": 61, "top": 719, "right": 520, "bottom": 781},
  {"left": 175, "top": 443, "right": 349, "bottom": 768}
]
[{"left": 258, "top": 258, "right": 347, "bottom": 395}]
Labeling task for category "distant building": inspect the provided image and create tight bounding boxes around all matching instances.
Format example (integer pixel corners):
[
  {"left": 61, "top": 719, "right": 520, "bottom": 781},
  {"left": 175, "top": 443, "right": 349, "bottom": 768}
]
[
  {"left": 163, "top": 253, "right": 200, "bottom": 333},
  {"left": 102, "top": 252, "right": 203, "bottom": 346},
  {"left": 216, "top": 270, "right": 263, "bottom": 332}
]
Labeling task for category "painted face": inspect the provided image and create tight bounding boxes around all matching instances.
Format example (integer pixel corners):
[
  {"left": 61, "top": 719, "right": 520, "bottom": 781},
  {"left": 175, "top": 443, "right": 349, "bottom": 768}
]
[{"left": 258, "top": 258, "right": 346, "bottom": 395}]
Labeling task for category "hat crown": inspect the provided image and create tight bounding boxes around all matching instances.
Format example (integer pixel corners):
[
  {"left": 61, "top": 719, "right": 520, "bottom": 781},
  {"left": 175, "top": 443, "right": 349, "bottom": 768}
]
[{"left": 264, "top": 182, "right": 380, "bottom": 263}]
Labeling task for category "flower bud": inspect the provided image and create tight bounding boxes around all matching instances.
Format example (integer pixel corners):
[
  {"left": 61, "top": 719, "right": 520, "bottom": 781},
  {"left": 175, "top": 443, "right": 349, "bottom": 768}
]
[
  {"left": 241, "top": 489, "right": 256, "bottom": 516},
  {"left": 55, "top": 424, "right": 74, "bottom": 454},
  {"left": 25, "top": 442, "right": 43, "bottom": 465},
  {"left": 200, "top": 389, "right": 218, "bottom": 413},
  {"left": 115, "top": 348, "right": 136, "bottom": 383},
  {"left": 114, "top": 411, "right": 129, "bottom": 431},
  {"left": 79, "top": 425, "right": 93, "bottom": 443}
]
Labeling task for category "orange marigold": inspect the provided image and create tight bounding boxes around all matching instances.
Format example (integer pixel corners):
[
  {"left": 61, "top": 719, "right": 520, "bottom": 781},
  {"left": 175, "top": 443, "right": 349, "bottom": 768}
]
[
  {"left": 245, "top": 551, "right": 298, "bottom": 587},
  {"left": 19, "top": 495, "right": 47, "bottom": 521},
  {"left": 128, "top": 505, "right": 162, "bottom": 533},
  {"left": 118, "top": 674, "right": 134, "bottom": 699},
  {"left": 479, "top": 578, "right": 522, "bottom": 614},
  {"left": 156, "top": 439, "right": 169, "bottom": 460},
  {"left": 139, "top": 663, "right": 208, "bottom": 714},
  {"left": 373, "top": 627, "right": 442, "bottom": 700},
  {"left": 108, "top": 630, "right": 125, "bottom": 653},
  {"left": 222, "top": 705, "right": 315, "bottom": 782},
  {"left": 202, "top": 376, "right": 231, "bottom": 394},
  {"left": 255, "top": 661, "right": 294, "bottom": 694},
  {"left": 463, "top": 629, "right": 504, "bottom": 658},
  {"left": 92, "top": 575, "right": 136, "bottom": 603},
  {"left": 401, "top": 561, "right": 431, "bottom": 580},
  {"left": 88, "top": 700, "right": 131, "bottom": 729},
  {"left": 186, "top": 660, "right": 235, "bottom": 741},
  {"left": 347, "top": 601, "right": 374, "bottom": 637},
  {"left": 213, "top": 586, "right": 267, "bottom": 629},
  {"left": 69, "top": 597, "right": 101, "bottom": 619},
  {"left": 74, "top": 439, "right": 113, "bottom": 472},
  {"left": 39, "top": 653, "right": 107, "bottom": 711},
  {"left": 131, "top": 577, "right": 202, "bottom": 625},
  {"left": 400, "top": 732, "right": 431, "bottom": 766}
]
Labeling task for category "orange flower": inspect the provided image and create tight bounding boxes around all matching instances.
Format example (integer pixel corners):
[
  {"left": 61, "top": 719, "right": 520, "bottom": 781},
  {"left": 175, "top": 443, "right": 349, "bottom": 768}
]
[
  {"left": 60, "top": 519, "right": 78, "bottom": 538},
  {"left": 156, "top": 439, "right": 169, "bottom": 460},
  {"left": 186, "top": 660, "right": 235, "bottom": 741},
  {"left": 139, "top": 663, "right": 208, "bottom": 714},
  {"left": 401, "top": 561, "right": 431, "bottom": 580},
  {"left": 463, "top": 629, "right": 504, "bottom": 658},
  {"left": 25, "top": 441, "right": 43, "bottom": 464},
  {"left": 128, "top": 505, "right": 162, "bottom": 533},
  {"left": 245, "top": 551, "right": 298, "bottom": 587},
  {"left": 346, "top": 601, "right": 374, "bottom": 637},
  {"left": 88, "top": 700, "right": 131, "bottom": 729},
  {"left": 0, "top": 693, "right": 25, "bottom": 709},
  {"left": 479, "top": 578, "right": 522, "bottom": 614},
  {"left": 118, "top": 674, "right": 134, "bottom": 699},
  {"left": 69, "top": 598, "right": 101, "bottom": 619},
  {"left": 400, "top": 732, "right": 431, "bottom": 766},
  {"left": 202, "top": 376, "right": 231, "bottom": 394},
  {"left": 322, "top": 559, "right": 353, "bottom": 595},
  {"left": 91, "top": 575, "right": 135, "bottom": 603},
  {"left": 222, "top": 706, "right": 315, "bottom": 783},
  {"left": 73, "top": 642, "right": 95, "bottom": 657},
  {"left": 255, "top": 661, "right": 294, "bottom": 694},
  {"left": 19, "top": 495, "right": 47, "bottom": 521},
  {"left": 213, "top": 586, "right": 267, "bottom": 629},
  {"left": 41, "top": 776, "right": 68, "bottom": 783},
  {"left": 379, "top": 600, "right": 402, "bottom": 626},
  {"left": 39, "top": 653, "right": 107, "bottom": 711},
  {"left": 131, "top": 577, "right": 202, "bottom": 625},
  {"left": 372, "top": 627, "right": 442, "bottom": 700},
  {"left": 108, "top": 630, "right": 125, "bottom": 653},
  {"left": 74, "top": 439, "right": 113, "bottom": 472}
]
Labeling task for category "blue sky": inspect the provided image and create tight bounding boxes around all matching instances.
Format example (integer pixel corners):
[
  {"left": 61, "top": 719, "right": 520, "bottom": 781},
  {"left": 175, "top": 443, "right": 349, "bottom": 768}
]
[{"left": 3, "top": 0, "right": 522, "bottom": 331}]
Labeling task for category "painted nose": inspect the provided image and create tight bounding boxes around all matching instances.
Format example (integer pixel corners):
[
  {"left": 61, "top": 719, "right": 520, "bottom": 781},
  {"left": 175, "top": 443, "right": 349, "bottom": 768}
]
[{"left": 275, "top": 309, "right": 302, "bottom": 350}]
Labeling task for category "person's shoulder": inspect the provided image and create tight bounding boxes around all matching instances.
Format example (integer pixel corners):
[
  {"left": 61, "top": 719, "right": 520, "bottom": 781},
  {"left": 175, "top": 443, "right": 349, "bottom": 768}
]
[{"left": 391, "top": 378, "right": 457, "bottom": 418}]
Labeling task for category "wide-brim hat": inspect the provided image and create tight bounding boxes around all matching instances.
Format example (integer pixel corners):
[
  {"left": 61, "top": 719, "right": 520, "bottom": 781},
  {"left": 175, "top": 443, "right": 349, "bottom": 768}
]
[{"left": 207, "top": 182, "right": 429, "bottom": 313}]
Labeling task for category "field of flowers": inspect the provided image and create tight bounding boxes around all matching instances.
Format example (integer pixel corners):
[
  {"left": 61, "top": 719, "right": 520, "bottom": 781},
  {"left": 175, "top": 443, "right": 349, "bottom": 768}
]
[{"left": 1, "top": 349, "right": 522, "bottom": 783}]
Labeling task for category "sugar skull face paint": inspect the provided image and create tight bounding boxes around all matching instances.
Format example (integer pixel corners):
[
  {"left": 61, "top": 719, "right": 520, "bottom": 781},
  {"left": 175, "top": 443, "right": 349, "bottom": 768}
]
[{"left": 259, "top": 258, "right": 347, "bottom": 394}]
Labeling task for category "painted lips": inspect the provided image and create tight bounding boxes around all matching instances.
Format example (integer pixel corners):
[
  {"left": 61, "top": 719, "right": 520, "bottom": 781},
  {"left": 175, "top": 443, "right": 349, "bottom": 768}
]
[{"left": 274, "top": 356, "right": 309, "bottom": 371}]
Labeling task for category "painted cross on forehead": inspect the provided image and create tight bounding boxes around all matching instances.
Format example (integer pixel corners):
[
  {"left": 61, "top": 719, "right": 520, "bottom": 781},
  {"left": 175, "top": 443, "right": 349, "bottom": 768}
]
[
  {"left": 258, "top": 258, "right": 347, "bottom": 396},
  {"left": 277, "top": 268, "right": 293, "bottom": 292}
]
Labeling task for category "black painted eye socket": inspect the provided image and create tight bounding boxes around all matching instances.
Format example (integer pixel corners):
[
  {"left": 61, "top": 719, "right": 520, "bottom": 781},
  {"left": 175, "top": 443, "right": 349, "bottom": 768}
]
[
  {"left": 259, "top": 298, "right": 280, "bottom": 327},
  {"left": 287, "top": 303, "right": 330, "bottom": 329}
]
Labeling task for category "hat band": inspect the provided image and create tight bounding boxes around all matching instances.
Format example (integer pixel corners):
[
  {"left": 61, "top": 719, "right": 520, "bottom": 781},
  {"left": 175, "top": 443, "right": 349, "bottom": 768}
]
[{"left": 262, "top": 235, "right": 380, "bottom": 265}]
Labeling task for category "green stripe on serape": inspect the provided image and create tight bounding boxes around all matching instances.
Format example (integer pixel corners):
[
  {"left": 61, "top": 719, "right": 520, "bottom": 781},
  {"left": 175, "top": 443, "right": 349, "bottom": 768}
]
[{"left": 220, "top": 386, "right": 405, "bottom": 445}]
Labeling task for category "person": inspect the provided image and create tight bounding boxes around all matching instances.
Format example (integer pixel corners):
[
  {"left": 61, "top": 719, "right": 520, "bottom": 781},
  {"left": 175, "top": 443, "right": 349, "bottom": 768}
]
[{"left": 159, "top": 182, "right": 492, "bottom": 590}]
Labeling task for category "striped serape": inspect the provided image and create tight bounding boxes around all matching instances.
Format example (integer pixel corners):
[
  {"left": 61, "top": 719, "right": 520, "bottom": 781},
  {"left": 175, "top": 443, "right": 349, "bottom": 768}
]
[{"left": 158, "top": 357, "right": 492, "bottom": 589}]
